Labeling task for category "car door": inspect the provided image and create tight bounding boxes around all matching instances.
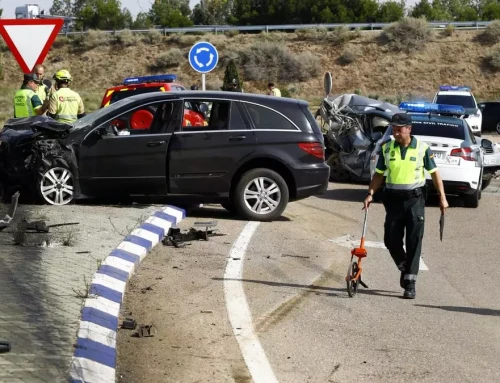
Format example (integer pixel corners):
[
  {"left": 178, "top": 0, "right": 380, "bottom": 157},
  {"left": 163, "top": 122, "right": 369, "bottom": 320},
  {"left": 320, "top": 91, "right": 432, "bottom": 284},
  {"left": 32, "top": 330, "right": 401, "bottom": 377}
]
[
  {"left": 78, "top": 100, "right": 183, "bottom": 196},
  {"left": 168, "top": 98, "right": 256, "bottom": 194}
]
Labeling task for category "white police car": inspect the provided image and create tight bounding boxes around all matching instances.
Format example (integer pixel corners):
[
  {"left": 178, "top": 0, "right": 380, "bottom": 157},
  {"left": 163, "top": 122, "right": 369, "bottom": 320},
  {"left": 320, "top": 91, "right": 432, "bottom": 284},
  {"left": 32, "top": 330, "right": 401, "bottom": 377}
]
[
  {"left": 369, "top": 102, "right": 493, "bottom": 208},
  {"left": 432, "top": 86, "right": 482, "bottom": 136}
]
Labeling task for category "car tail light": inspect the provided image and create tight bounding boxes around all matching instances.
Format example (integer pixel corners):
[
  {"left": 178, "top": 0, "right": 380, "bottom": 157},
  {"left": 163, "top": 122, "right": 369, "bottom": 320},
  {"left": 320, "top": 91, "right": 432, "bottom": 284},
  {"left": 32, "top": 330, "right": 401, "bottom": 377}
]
[
  {"left": 298, "top": 142, "right": 324, "bottom": 160},
  {"left": 450, "top": 147, "right": 476, "bottom": 161}
]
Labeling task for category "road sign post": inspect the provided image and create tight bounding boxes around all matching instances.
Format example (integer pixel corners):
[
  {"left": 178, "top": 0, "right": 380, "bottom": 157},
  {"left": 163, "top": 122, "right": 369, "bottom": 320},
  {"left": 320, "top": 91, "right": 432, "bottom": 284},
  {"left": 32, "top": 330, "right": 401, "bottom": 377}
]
[
  {"left": 0, "top": 18, "right": 64, "bottom": 73},
  {"left": 188, "top": 41, "right": 219, "bottom": 91}
]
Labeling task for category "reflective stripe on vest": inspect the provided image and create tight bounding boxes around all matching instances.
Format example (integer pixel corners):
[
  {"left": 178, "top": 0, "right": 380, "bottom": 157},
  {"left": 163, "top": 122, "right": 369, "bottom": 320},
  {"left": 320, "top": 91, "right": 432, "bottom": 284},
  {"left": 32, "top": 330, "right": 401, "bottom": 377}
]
[
  {"left": 383, "top": 139, "right": 427, "bottom": 190},
  {"left": 14, "top": 89, "right": 35, "bottom": 118},
  {"left": 53, "top": 88, "right": 80, "bottom": 123}
]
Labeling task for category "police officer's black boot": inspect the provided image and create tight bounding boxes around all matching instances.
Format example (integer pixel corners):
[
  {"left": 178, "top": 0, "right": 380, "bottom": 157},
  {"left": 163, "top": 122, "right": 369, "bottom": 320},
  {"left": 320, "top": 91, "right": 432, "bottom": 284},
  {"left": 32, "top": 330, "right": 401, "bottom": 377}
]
[
  {"left": 403, "top": 280, "right": 416, "bottom": 299},
  {"left": 398, "top": 262, "right": 406, "bottom": 288}
]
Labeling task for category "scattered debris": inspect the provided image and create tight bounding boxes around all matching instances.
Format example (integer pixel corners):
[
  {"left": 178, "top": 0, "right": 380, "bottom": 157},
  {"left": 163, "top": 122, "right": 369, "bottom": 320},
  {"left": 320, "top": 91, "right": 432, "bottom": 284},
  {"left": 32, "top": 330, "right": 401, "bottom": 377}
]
[
  {"left": 281, "top": 254, "right": 310, "bottom": 259},
  {"left": 162, "top": 221, "right": 226, "bottom": 247},
  {"left": 121, "top": 318, "right": 137, "bottom": 330},
  {"left": 140, "top": 286, "right": 154, "bottom": 294},
  {"left": 0, "top": 340, "right": 11, "bottom": 353},
  {"left": 136, "top": 324, "right": 157, "bottom": 338},
  {"left": 200, "top": 310, "right": 213, "bottom": 314},
  {"left": 76, "top": 251, "right": 91, "bottom": 254}
]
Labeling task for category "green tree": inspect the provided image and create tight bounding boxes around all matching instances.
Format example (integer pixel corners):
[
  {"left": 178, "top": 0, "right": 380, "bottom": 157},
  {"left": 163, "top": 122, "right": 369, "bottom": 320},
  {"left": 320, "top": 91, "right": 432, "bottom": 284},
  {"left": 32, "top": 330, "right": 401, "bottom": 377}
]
[
  {"left": 482, "top": 2, "right": 500, "bottom": 20},
  {"left": 149, "top": 0, "right": 193, "bottom": 27},
  {"left": 410, "top": 0, "right": 450, "bottom": 20},
  {"left": 377, "top": 1, "right": 405, "bottom": 22},
  {"left": 222, "top": 59, "right": 242, "bottom": 91},
  {"left": 77, "top": 0, "right": 133, "bottom": 30},
  {"left": 192, "top": 0, "right": 231, "bottom": 25},
  {"left": 50, "top": 0, "right": 74, "bottom": 16},
  {"left": 132, "top": 11, "right": 153, "bottom": 28}
]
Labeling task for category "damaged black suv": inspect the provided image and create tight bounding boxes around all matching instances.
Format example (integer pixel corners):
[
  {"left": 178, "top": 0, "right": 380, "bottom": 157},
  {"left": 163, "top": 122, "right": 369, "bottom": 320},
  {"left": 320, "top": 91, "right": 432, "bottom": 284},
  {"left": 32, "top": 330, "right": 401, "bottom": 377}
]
[{"left": 0, "top": 91, "right": 329, "bottom": 221}]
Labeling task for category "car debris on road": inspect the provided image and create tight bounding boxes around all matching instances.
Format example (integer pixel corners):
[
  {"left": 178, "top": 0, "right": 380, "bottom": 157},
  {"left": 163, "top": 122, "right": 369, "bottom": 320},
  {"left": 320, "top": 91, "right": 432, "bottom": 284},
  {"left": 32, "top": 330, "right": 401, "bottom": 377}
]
[{"left": 162, "top": 221, "right": 226, "bottom": 248}]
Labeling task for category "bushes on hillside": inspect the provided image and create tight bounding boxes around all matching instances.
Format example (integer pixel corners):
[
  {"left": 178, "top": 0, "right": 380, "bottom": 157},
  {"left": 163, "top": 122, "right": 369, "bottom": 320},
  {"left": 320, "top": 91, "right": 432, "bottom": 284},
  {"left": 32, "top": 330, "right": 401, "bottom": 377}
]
[
  {"left": 84, "top": 30, "right": 111, "bottom": 49},
  {"left": 115, "top": 29, "right": 137, "bottom": 46},
  {"left": 239, "top": 42, "right": 321, "bottom": 82},
  {"left": 479, "top": 20, "right": 500, "bottom": 45},
  {"left": 142, "top": 29, "right": 164, "bottom": 45},
  {"left": 152, "top": 49, "right": 184, "bottom": 70},
  {"left": 485, "top": 46, "right": 500, "bottom": 70},
  {"left": 381, "top": 17, "right": 432, "bottom": 52},
  {"left": 338, "top": 46, "right": 361, "bottom": 65}
]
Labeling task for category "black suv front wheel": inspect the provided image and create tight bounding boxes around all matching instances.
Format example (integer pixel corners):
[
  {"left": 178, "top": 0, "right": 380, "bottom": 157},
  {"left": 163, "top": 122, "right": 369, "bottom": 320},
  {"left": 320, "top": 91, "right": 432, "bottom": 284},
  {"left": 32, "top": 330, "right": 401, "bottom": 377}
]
[{"left": 234, "top": 168, "right": 289, "bottom": 221}]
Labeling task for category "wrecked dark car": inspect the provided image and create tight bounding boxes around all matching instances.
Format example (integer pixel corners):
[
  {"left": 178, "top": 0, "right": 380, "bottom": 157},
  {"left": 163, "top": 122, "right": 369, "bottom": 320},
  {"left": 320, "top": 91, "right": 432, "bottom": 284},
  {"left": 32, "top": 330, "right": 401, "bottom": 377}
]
[
  {"left": 0, "top": 91, "right": 329, "bottom": 222},
  {"left": 0, "top": 116, "right": 76, "bottom": 205}
]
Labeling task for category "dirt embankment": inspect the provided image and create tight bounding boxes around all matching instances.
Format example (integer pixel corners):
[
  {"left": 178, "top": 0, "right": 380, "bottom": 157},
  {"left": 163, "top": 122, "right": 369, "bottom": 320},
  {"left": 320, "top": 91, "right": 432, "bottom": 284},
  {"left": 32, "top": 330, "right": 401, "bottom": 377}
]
[{"left": 0, "top": 29, "right": 499, "bottom": 117}]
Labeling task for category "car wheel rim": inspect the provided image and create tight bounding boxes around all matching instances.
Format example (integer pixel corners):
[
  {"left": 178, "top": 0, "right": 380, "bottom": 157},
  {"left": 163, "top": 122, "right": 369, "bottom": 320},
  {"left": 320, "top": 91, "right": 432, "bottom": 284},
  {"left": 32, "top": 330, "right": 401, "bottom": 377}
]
[
  {"left": 244, "top": 176, "right": 281, "bottom": 215},
  {"left": 40, "top": 167, "right": 74, "bottom": 205},
  {"left": 496, "top": 122, "right": 500, "bottom": 134}
]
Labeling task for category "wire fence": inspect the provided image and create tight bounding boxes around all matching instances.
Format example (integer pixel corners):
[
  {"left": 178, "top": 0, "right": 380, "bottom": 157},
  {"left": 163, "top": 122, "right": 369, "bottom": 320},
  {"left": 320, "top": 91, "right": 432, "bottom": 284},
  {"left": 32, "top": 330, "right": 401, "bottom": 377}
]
[{"left": 60, "top": 20, "right": 492, "bottom": 36}]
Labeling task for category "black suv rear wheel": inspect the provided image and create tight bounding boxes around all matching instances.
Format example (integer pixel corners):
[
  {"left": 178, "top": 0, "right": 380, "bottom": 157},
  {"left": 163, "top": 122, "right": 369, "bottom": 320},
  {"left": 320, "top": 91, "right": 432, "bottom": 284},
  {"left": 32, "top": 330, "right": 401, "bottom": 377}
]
[{"left": 234, "top": 168, "right": 289, "bottom": 221}]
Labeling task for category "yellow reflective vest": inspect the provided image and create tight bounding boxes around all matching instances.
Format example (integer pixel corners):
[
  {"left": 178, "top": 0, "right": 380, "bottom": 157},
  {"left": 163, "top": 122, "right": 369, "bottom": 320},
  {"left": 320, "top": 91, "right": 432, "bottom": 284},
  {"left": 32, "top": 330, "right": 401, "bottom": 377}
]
[
  {"left": 50, "top": 87, "right": 82, "bottom": 123},
  {"left": 382, "top": 139, "right": 428, "bottom": 190},
  {"left": 14, "top": 88, "right": 37, "bottom": 118}
]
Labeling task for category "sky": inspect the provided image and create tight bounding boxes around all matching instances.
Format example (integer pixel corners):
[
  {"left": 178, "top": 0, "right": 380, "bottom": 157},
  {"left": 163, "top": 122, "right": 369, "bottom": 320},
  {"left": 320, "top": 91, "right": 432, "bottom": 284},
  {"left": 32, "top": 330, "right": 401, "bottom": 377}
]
[{"left": 1, "top": 0, "right": 200, "bottom": 19}]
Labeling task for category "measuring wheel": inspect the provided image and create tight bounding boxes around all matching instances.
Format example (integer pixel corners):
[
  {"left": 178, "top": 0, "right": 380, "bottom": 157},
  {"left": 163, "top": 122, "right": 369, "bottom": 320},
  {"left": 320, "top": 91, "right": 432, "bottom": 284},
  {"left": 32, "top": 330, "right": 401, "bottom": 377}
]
[{"left": 346, "top": 257, "right": 360, "bottom": 297}]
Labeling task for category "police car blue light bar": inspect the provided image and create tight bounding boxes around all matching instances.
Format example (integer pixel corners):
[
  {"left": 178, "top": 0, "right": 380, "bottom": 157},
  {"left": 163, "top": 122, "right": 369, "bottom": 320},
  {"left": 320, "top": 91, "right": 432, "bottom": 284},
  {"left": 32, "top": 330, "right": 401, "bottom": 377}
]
[
  {"left": 399, "top": 102, "right": 466, "bottom": 115},
  {"left": 439, "top": 85, "right": 471, "bottom": 91},
  {"left": 123, "top": 74, "right": 177, "bottom": 85}
]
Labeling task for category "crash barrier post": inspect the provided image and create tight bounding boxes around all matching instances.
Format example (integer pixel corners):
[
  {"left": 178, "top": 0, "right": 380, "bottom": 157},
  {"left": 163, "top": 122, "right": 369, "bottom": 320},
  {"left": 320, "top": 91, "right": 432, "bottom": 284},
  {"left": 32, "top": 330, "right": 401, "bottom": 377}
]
[{"left": 69, "top": 205, "right": 186, "bottom": 383}]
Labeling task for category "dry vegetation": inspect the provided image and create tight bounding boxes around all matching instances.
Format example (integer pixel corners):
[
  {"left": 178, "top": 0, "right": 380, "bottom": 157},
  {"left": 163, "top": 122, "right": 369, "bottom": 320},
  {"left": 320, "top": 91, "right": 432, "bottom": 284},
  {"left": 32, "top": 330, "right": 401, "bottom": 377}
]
[{"left": 2, "top": 23, "right": 500, "bottom": 127}]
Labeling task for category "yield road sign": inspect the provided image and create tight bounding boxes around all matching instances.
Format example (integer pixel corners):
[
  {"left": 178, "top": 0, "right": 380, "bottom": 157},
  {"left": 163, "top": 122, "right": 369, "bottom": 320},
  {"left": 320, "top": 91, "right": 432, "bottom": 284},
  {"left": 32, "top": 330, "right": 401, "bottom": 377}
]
[
  {"left": 188, "top": 41, "right": 219, "bottom": 74},
  {"left": 0, "top": 18, "right": 64, "bottom": 73}
]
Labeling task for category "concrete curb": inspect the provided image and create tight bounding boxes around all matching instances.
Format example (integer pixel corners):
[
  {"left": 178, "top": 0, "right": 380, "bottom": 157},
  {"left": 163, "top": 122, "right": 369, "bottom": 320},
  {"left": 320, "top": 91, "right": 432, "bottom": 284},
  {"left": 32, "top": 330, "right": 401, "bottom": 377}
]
[{"left": 69, "top": 205, "right": 186, "bottom": 383}]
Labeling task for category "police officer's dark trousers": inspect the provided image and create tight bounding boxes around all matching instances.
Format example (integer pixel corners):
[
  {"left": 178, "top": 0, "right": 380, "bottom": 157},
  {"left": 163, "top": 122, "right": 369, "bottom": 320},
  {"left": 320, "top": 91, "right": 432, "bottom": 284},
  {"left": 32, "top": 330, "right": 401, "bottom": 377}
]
[{"left": 383, "top": 187, "right": 425, "bottom": 288}]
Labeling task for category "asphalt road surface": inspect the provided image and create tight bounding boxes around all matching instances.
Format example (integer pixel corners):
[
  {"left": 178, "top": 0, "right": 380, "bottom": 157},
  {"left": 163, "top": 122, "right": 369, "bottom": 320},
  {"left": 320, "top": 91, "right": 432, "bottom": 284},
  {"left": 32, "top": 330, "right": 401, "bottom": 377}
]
[{"left": 117, "top": 182, "right": 500, "bottom": 383}]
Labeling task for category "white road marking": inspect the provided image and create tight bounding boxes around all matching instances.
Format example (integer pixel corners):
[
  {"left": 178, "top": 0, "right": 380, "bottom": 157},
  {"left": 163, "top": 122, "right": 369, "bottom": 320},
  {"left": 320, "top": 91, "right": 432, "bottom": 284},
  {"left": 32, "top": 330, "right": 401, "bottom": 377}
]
[
  {"left": 329, "top": 235, "right": 429, "bottom": 271},
  {"left": 224, "top": 221, "right": 279, "bottom": 383}
]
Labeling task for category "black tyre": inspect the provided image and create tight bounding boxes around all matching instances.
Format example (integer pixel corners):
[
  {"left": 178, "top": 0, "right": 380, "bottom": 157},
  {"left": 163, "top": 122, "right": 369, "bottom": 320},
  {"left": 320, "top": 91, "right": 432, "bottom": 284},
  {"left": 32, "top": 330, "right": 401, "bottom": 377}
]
[
  {"left": 233, "top": 168, "right": 289, "bottom": 222},
  {"left": 326, "top": 153, "right": 351, "bottom": 182},
  {"left": 220, "top": 200, "right": 237, "bottom": 213},
  {"left": 346, "top": 258, "right": 359, "bottom": 298},
  {"left": 481, "top": 178, "right": 492, "bottom": 190},
  {"left": 496, "top": 120, "right": 500, "bottom": 135},
  {"left": 464, "top": 177, "right": 480, "bottom": 208},
  {"left": 37, "top": 165, "right": 74, "bottom": 205}
]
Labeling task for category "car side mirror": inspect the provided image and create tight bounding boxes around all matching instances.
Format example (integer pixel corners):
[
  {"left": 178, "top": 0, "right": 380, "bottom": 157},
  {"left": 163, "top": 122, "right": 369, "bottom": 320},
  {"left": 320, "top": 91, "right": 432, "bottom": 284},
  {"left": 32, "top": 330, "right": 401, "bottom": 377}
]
[
  {"left": 478, "top": 104, "right": 485, "bottom": 111},
  {"left": 481, "top": 139, "right": 492, "bottom": 149}
]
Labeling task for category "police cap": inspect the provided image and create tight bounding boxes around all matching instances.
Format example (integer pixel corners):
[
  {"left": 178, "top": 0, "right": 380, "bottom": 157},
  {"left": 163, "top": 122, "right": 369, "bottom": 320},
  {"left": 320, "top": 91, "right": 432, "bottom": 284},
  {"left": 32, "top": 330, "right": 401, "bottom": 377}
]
[
  {"left": 24, "top": 73, "right": 39, "bottom": 82},
  {"left": 390, "top": 113, "right": 412, "bottom": 126}
]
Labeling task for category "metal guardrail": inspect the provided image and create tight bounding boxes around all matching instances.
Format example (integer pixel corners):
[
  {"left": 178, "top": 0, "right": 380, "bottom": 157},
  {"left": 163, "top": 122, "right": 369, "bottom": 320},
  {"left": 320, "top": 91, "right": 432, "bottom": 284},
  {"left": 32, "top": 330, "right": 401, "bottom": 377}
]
[{"left": 59, "top": 20, "right": 492, "bottom": 36}]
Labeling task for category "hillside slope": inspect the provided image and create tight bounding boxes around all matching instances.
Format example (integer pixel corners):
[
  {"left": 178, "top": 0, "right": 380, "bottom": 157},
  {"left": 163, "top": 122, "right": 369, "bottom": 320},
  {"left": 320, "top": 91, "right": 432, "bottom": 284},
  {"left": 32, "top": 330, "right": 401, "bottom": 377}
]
[{"left": 0, "top": 29, "right": 499, "bottom": 124}]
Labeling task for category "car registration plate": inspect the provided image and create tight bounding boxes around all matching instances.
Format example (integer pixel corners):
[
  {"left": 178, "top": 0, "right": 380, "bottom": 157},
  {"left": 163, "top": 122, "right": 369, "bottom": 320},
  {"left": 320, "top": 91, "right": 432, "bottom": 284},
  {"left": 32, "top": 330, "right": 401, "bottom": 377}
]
[{"left": 432, "top": 151, "right": 445, "bottom": 160}]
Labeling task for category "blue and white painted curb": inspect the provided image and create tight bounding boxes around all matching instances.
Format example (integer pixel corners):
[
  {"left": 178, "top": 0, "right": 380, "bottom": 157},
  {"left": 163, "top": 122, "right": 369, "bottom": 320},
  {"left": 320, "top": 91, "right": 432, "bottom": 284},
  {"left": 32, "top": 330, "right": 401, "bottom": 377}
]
[{"left": 69, "top": 205, "right": 186, "bottom": 383}]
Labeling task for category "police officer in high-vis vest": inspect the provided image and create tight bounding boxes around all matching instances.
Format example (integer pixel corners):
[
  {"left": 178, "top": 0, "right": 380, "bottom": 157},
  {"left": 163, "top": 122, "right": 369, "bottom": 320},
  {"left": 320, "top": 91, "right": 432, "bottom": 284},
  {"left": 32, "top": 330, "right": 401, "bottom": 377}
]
[
  {"left": 363, "top": 112, "right": 449, "bottom": 299},
  {"left": 48, "top": 70, "right": 85, "bottom": 124},
  {"left": 14, "top": 73, "right": 45, "bottom": 118}
]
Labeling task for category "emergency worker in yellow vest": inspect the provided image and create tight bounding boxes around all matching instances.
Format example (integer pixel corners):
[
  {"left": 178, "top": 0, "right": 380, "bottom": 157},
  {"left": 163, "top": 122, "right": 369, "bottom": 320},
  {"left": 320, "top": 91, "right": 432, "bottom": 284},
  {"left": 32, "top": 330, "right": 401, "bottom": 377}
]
[
  {"left": 363, "top": 113, "right": 448, "bottom": 299},
  {"left": 14, "top": 73, "right": 45, "bottom": 118},
  {"left": 47, "top": 70, "right": 85, "bottom": 124}
]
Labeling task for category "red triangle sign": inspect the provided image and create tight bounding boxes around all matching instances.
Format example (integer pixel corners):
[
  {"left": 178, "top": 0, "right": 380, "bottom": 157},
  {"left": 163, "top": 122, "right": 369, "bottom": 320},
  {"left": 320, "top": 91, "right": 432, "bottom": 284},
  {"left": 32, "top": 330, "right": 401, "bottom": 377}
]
[{"left": 0, "top": 19, "right": 64, "bottom": 73}]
